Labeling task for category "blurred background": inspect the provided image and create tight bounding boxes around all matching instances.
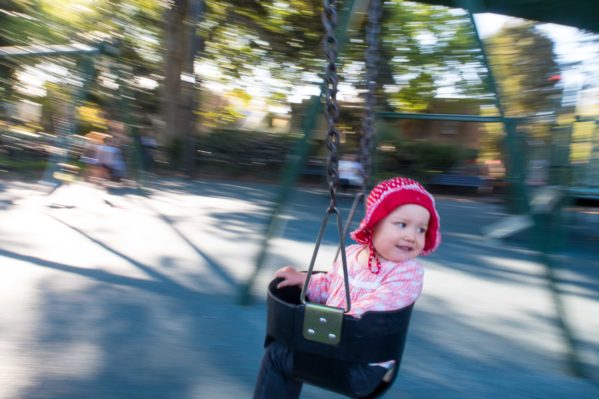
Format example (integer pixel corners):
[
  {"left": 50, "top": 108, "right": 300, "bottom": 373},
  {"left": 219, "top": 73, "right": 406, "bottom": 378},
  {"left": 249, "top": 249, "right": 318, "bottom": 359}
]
[
  {"left": 0, "top": 0, "right": 598, "bottom": 398},
  {"left": 0, "top": 0, "right": 597, "bottom": 197}
]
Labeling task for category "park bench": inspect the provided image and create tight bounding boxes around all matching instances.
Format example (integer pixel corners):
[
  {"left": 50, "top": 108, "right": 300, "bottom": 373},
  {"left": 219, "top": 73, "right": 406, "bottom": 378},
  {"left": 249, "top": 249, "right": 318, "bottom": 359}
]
[{"left": 429, "top": 173, "right": 488, "bottom": 193}]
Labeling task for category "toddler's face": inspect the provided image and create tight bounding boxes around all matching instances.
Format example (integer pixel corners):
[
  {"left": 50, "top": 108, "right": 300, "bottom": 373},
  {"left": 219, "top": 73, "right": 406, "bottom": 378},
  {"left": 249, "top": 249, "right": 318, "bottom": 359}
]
[{"left": 372, "top": 204, "right": 430, "bottom": 263}]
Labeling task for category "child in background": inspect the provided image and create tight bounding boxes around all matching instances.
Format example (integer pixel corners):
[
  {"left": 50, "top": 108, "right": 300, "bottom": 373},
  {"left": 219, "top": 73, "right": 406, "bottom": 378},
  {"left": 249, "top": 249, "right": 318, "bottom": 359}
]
[
  {"left": 253, "top": 176, "right": 441, "bottom": 399},
  {"left": 338, "top": 153, "right": 363, "bottom": 191},
  {"left": 97, "top": 136, "right": 126, "bottom": 183}
]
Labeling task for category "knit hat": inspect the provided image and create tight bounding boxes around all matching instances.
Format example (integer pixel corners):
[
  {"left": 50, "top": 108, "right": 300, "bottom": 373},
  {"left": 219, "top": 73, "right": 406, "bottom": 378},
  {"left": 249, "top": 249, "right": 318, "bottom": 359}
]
[{"left": 350, "top": 177, "right": 441, "bottom": 272}]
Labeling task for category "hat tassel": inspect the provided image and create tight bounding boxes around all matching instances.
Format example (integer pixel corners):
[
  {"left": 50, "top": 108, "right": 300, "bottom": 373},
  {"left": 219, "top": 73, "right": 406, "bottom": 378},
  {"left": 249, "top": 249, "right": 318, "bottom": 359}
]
[{"left": 366, "top": 230, "right": 381, "bottom": 274}]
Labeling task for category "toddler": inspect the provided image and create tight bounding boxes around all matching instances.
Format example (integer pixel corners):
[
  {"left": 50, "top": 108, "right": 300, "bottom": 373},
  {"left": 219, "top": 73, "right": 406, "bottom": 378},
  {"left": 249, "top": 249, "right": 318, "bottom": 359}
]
[{"left": 253, "top": 176, "right": 441, "bottom": 398}]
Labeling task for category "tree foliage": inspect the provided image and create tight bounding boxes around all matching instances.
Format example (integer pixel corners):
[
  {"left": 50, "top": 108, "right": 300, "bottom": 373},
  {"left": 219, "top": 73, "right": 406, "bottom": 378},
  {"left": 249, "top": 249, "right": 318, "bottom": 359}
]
[
  {"left": 479, "top": 22, "right": 562, "bottom": 162},
  {"left": 381, "top": 1, "right": 491, "bottom": 112},
  {"left": 485, "top": 22, "right": 562, "bottom": 117},
  {"left": 4, "top": 0, "right": 547, "bottom": 175}
]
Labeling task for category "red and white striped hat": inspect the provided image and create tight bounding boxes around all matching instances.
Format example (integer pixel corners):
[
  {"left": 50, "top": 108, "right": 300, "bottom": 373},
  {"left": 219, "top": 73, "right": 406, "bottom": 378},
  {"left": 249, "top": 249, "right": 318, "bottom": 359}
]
[{"left": 351, "top": 176, "right": 441, "bottom": 258}]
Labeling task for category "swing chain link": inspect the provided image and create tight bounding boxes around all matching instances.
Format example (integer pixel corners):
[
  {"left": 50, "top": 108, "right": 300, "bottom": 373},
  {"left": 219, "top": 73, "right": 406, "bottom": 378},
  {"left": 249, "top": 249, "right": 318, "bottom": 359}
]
[
  {"left": 322, "top": 0, "right": 340, "bottom": 210},
  {"left": 360, "top": 0, "right": 382, "bottom": 194}
]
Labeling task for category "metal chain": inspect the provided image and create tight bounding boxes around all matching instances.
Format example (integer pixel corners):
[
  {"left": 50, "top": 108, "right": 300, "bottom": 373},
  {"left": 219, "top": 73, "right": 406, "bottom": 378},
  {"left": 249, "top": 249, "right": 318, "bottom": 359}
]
[
  {"left": 322, "top": 0, "right": 340, "bottom": 209},
  {"left": 360, "top": 0, "right": 382, "bottom": 194},
  {"left": 333, "top": 0, "right": 383, "bottom": 264}
]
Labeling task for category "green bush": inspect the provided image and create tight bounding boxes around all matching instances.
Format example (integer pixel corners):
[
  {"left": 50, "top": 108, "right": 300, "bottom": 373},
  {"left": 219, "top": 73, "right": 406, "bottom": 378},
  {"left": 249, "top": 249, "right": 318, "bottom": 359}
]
[
  {"left": 157, "top": 127, "right": 468, "bottom": 185},
  {"left": 195, "top": 129, "right": 298, "bottom": 178},
  {"left": 375, "top": 140, "right": 466, "bottom": 183}
]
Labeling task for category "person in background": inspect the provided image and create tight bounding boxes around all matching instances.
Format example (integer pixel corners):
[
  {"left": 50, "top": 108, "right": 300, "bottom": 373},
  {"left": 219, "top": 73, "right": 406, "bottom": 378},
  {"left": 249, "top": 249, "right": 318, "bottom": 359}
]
[
  {"left": 140, "top": 130, "right": 158, "bottom": 172},
  {"left": 97, "top": 136, "right": 126, "bottom": 183},
  {"left": 338, "top": 153, "right": 363, "bottom": 192}
]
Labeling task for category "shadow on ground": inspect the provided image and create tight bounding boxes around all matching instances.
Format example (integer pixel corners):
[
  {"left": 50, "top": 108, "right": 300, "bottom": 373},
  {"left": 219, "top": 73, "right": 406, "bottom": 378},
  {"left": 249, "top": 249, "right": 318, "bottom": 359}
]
[{"left": 2, "top": 178, "right": 598, "bottom": 398}]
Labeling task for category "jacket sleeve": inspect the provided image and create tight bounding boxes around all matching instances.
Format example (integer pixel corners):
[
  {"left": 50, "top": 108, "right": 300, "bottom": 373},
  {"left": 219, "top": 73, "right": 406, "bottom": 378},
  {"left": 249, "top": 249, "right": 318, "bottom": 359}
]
[{"left": 305, "top": 270, "right": 332, "bottom": 304}]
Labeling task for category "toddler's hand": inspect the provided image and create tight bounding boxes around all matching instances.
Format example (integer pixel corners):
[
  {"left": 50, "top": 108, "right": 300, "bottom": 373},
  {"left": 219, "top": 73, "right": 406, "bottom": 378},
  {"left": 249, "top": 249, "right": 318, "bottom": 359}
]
[{"left": 274, "top": 266, "right": 307, "bottom": 289}]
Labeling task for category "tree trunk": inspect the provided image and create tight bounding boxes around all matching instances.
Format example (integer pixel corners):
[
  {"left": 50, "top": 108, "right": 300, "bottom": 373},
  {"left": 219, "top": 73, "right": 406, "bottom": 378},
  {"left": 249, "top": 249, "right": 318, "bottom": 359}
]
[{"left": 161, "top": 0, "right": 203, "bottom": 172}]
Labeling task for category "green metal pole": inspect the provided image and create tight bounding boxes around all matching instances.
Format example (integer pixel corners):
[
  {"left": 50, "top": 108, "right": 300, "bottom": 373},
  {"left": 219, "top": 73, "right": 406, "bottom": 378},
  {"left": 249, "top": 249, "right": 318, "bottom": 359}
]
[
  {"left": 503, "top": 119, "right": 529, "bottom": 213},
  {"left": 376, "top": 112, "right": 516, "bottom": 123},
  {"left": 530, "top": 100, "right": 587, "bottom": 379},
  {"left": 237, "top": 96, "right": 321, "bottom": 305},
  {"left": 464, "top": 1, "right": 585, "bottom": 377},
  {"left": 465, "top": 4, "right": 529, "bottom": 213},
  {"left": 463, "top": 6, "right": 505, "bottom": 117}
]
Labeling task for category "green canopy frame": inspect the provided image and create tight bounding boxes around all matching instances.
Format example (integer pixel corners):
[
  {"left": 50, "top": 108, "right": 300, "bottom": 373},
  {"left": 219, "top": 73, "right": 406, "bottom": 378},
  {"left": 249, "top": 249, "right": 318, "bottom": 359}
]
[{"left": 416, "top": 0, "right": 599, "bottom": 33}]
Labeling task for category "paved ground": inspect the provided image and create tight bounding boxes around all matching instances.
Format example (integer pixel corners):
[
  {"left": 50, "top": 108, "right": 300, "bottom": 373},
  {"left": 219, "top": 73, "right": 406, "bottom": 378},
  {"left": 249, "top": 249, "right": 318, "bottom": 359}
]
[{"left": 0, "top": 177, "right": 598, "bottom": 399}]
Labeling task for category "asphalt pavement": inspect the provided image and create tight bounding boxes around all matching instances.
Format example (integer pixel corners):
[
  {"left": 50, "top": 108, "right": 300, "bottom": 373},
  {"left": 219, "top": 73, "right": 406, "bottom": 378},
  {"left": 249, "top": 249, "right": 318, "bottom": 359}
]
[{"left": 0, "top": 177, "right": 598, "bottom": 399}]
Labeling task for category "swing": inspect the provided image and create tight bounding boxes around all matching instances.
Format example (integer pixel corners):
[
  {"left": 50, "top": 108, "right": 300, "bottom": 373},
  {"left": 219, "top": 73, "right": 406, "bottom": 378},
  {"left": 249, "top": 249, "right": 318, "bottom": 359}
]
[{"left": 264, "top": 1, "right": 414, "bottom": 397}]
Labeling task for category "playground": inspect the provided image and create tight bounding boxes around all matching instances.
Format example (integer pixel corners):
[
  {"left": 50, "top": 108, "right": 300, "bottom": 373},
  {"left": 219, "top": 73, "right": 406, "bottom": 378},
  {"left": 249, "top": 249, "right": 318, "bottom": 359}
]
[
  {"left": 0, "top": 177, "right": 598, "bottom": 398},
  {"left": 2, "top": 0, "right": 599, "bottom": 397}
]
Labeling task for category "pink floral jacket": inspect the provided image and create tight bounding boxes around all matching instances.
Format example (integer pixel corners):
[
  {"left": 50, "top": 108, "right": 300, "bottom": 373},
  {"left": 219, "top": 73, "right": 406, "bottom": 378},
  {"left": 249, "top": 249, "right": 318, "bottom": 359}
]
[{"left": 306, "top": 244, "right": 424, "bottom": 317}]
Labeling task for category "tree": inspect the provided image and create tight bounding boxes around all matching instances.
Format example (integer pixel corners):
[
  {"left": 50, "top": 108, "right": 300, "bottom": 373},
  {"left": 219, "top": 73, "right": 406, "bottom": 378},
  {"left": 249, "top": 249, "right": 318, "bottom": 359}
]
[
  {"left": 380, "top": 1, "right": 491, "bottom": 112},
  {"left": 160, "top": 0, "right": 327, "bottom": 172},
  {"left": 0, "top": 0, "right": 58, "bottom": 115},
  {"left": 2, "top": 0, "right": 524, "bottom": 174},
  {"left": 485, "top": 22, "right": 562, "bottom": 117},
  {"left": 0, "top": 0, "right": 165, "bottom": 129},
  {"left": 161, "top": 0, "right": 203, "bottom": 172},
  {"left": 480, "top": 22, "right": 562, "bottom": 161}
]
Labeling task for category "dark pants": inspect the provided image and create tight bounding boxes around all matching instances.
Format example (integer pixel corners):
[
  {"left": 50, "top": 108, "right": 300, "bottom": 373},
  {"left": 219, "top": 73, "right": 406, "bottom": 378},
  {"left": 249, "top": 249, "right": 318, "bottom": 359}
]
[{"left": 253, "top": 341, "right": 388, "bottom": 399}]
